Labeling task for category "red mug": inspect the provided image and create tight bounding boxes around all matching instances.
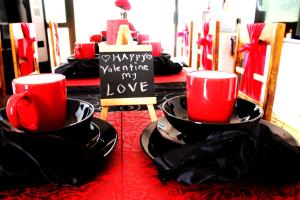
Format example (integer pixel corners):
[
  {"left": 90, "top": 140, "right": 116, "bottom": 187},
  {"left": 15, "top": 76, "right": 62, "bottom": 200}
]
[
  {"left": 186, "top": 70, "right": 238, "bottom": 123},
  {"left": 90, "top": 34, "right": 102, "bottom": 43},
  {"left": 131, "top": 31, "right": 139, "bottom": 39},
  {"left": 101, "top": 31, "right": 107, "bottom": 39},
  {"left": 142, "top": 41, "right": 162, "bottom": 57},
  {"left": 74, "top": 42, "right": 95, "bottom": 59},
  {"left": 6, "top": 74, "right": 67, "bottom": 132},
  {"left": 137, "top": 33, "right": 150, "bottom": 45}
]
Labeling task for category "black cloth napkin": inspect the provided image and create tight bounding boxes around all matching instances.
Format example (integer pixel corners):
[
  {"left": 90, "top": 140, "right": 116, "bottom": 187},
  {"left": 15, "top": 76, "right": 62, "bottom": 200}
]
[
  {"left": 153, "top": 56, "right": 183, "bottom": 75},
  {"left": 55, "top": 54, "right": 183, "bottom": 78},
  {"left": 0, "top": 129, "right": 104, "bottom": 189},
  {"left": 55, "top": 59, "right": 99, "bottom": 78},
  {"left": 154, "top": 123, "right": 300, "bottom": 185}
]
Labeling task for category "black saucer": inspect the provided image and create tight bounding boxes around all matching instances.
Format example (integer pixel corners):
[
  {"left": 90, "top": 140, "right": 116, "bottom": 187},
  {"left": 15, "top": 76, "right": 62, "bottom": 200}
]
[
  {"left": 89, "top": 117, "right": 118, "bottom": 157},
  {"left": 0, "top": 117, "right": 117, "bottom": 187},
  {"left": 140, "top": 120, "right": 298, "bottom": 160},
  {"left": 140, "top": 121, "right": 182, "bottom": 160}
]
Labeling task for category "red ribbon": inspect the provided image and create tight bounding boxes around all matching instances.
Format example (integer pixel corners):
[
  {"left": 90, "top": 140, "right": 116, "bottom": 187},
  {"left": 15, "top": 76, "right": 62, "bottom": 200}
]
[
  {"left": 177, "top": 24, "right": 189, "bottom": 56},
  {"left": 197, "top": 22, "right": 212, "bottom": 70},
  {"left": 239, "top": 23, "right": 266, "bottom": 101},
  {"left": 18, "top": 23, "right": 36, "bottom": 76}
]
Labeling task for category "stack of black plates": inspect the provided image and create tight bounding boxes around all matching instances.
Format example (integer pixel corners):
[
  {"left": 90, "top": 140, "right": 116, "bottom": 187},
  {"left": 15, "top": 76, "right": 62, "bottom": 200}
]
[
  {"left": 0, "top": 98, "right": 117, "bottom": 155},
  {"left": 0, "top": 98, "right": 117, "bottom": 186},
  {"left": 141, "top": 95, "right": 297, "bottom": 159}
]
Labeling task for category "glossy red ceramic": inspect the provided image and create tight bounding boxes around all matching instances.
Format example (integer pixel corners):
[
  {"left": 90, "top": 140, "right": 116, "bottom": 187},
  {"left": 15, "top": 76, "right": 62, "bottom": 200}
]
[
  {"left": 74, "top": 42, "right": 95, "bottom": 59},
  {"left": 142, "top": 41, "right": 162, "bottom": 57},
  {"left": 89, "top": 34, "right": 102, "bottom": 43},
  {"left": 137, "top": 33, "right": 150, "bottom": 44},
  {"left": 6, "top": 74, "right": 67, "bottom": 132},
  {"left": 186, "top": 70, "right": 238, "bottom": 123}
]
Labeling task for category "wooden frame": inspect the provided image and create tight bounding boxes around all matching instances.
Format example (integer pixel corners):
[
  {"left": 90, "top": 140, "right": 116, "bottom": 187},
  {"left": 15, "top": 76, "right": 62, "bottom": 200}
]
[
  {"left": 233, "top": 23, "right": 286, "bottom": 121},
  {"left": 196, "top": 20, "right": 220, "bottom": 70},
  {"left": 48, "top": 21, "right": 61, "bottom": 71},
  {"left": 9, "top": 23, "right": 40, "bottom": 78},
  {"left": 0, "top": 30, "right": 6, "bottom": 97}
]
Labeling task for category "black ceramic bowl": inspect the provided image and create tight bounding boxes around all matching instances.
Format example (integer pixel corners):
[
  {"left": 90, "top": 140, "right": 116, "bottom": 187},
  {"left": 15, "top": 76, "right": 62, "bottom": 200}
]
[
  {"left": 0, "top": 98, "right": 94, "bottom": 143},
  {"left": 161, "top": 53, "right": 172, "bottom": 59},
  {"left": 67, "top": 54, "right": 100, "bottom": 63},
  {"left": 162, "top": 95, "right": 264, "bottom": 143}
]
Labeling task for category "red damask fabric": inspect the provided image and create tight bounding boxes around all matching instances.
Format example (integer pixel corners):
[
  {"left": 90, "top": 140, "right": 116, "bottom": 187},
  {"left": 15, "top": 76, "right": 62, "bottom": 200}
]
[
  {"left": 17, "top": 23, "right": 36, "bottom": 76},
  {"left": 239, "top": 23, "right": 267, "bottom": 101},
  {"left": 197, "top": 22, "right": 213, "bottom": 70}
]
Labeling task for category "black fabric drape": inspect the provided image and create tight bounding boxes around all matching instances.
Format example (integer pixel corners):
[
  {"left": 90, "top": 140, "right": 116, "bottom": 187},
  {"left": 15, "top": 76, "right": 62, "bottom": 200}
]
[{"left": 154, "top": 123, "right": 300, "bottom": 185}]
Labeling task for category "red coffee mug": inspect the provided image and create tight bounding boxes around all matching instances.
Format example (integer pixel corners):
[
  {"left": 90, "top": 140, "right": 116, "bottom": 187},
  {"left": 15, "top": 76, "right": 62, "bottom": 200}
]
[
  {"left": 74, "top": 42, "right": 95, "bottom": 59},
  {"left": 142, "top": 41, "right": 162, "bottom": 57},
  {"left": 90, "top": 34, "right": 102, "bottom": 43},
  {"left": 137, "top": 33, "right": 150, "bottom": 45},
  {"left": 6, "top": 74, "right": 67, "bottom": 132},
  {"left": 186, "top": 70, "right": 238, "bottom": 123}
]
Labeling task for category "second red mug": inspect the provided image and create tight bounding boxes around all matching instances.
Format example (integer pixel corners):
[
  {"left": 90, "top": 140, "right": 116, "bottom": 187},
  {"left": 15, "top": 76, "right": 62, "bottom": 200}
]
[
  {"left": 142, "top": 41, "right": 162, "bottom": 57},
  {"left": 6, "top": 74, "right": 67, "bottom": 132},
  {"left": 186, "top": 70, "right": 238, "bottom": 123},
  {"left": 74, "top": 42, "right": 95, "bottom": 59}
]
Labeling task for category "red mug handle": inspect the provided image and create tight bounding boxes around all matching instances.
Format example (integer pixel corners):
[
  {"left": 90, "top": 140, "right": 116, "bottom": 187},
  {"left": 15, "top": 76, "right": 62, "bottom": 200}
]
[
  {"left": 6, "top": 91, "right": 39, "bottom": 131},
  {"left": 74, "top": 46, "right": 82, "bottom": 59}
]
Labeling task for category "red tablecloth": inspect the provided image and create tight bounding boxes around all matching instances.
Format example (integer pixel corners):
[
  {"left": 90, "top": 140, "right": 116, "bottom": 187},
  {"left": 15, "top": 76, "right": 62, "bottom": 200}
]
[{"left": 1, "top": 110, "right": 300, "bottom": 199}]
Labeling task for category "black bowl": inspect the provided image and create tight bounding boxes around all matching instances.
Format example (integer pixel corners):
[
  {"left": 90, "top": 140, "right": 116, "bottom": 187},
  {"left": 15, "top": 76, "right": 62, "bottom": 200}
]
[
  {"left": 162, "top": 95, "right": 264, "bottom": 143},
  {"left": 161, "top": 53, "right": 171, "bottom": 59},
  {"left": 67, "top": 54, "right": 100, "bottom": 62},
  {"left": 0, "top": 98, "right": 94, "bottom": 143}
]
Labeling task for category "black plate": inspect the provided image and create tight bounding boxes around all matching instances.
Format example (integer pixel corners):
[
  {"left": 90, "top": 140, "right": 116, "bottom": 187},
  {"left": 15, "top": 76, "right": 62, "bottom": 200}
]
[
  {"left": 162, "top": 95, "right": 264, "bottom": 142},
  {"left": 89, "top": 117, "right": 118, "bottom": 157},
  {"left": 67, "top": 54, "right": 100, "bottom": 62},
  {"left": 156, "top": 117, "right": 185, "bottom": 144},
  {"left": 140, "top": 121, "right": 182, "bottom": 160},
  {"left": 140, "top": 120, "right": 298, "bottom": 160},
  {"left": 0, "top": 98, "right": 94, "bottom": 143}
]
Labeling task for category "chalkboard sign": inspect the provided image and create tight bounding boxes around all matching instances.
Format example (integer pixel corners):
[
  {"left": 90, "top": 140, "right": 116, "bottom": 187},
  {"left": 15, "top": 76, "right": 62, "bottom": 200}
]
[
  {"left": 98, "top": 45, "right": 157, "bottom": 121},
  {"left": 99, "top": 45, "right": 155, "bottom": 99}
]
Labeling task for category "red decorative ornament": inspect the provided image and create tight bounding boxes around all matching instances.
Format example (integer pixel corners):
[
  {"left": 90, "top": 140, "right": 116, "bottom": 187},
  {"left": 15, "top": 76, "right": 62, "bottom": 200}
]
[
  {"left": 115, "top": 0, "right": 131, "bottom": 19},
  {"left": 115, "top": 0, "right": 131, "bottom": 11}
]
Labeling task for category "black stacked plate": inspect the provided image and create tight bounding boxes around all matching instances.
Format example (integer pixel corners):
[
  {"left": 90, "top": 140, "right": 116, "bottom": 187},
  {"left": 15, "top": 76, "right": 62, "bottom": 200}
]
[
  {"left": 141, "top": 95, "right": 298, "bottom": 159},
  {"left": 0, "top": 98, "right": 118, "bottom": 186},
  {"left": 0, "top": 98, "right": 117, "bottom": 157},
  {"left": 161, "top": 95, "right": 264, "bottom": 143},
  {"left": 141, "top": 95, "right": 265, "bottom": 159}
]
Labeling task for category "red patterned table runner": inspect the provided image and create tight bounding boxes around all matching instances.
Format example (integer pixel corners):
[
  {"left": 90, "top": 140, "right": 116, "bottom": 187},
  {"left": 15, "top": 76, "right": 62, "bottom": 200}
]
[{"left": 1, "top": 111, "right": 300, "bottom": 199}]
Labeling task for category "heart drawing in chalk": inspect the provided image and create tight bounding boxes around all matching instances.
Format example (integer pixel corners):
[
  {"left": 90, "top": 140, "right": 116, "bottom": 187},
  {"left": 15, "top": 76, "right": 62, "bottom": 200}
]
[
  {"left": 101, "top": 55, "right": 110, "bottom": 63},
  {"left": 145, "top": 53, "right": 152, "bottom": 60}
]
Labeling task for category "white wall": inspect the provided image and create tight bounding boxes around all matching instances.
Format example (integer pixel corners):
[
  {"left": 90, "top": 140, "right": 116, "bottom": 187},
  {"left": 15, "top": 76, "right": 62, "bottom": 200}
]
[
  {"left": 29, "top": 0, "right": 48, "bottom": 62},
  {"left": 218, "top": 0, "right": 256, "bottom": 72},
  {"left": 273, "top": 39, "right": 300, "bottom": 132},
  {"left": 73, "top": 0, "right": 175, "bottom": 54}
]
